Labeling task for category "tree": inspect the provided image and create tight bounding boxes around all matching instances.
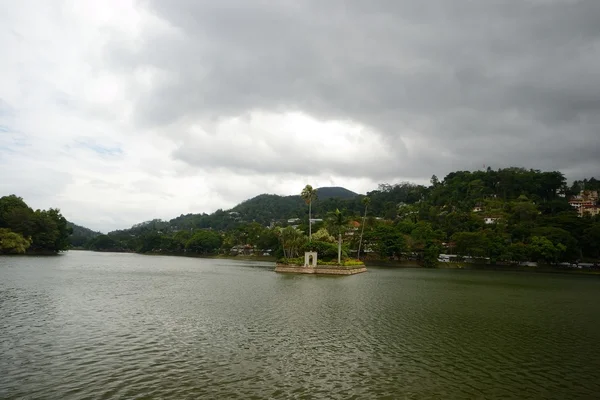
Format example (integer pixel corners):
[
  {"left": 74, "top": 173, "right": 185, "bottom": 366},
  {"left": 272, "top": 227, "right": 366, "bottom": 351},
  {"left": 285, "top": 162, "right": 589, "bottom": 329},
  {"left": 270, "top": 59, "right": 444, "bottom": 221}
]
[
  {"left": 582, "top": 223, "right": 600, "bottom": 259},
  {"left": 276, "top": 227, "right": 306, "bottom": 259},
  {"left": 411, "top": 222, "right": 443, "bottom": 267},
  {"left": 452, "top": 231, "right": 488, "bottom": 258},
  {"left": 306, "top": 240, "right": 346, "bottom": 261},
  {"left": 529, "top": 236, "right": 566, "bottom": 264},
  {"left": 185, "top": 230, "right": 222, "bottom": 255},
  {"left": 0, "top": 195, "right": 30, "bottom": 228},
  {"left": 0, "top": 229, "right": 31, "bottom": 254},
  {"left": 507, "top": 242, "right": 529, "bottom": 263},
  {"left": 312, "top": 228, "right": 335, "bottom": 243},
  {"left": 531, "top": 226, "right": 578, "bottom": 262},
  {"left": 357, "top": 196, "right": 371, "bottom": 260},
  {"left": 367, "top": 224, "right": 407, "bottom": 260},
  {"left": 88, "top": 235, "right": 121, "bottom": 251},
  {"left": 300, "top": 185, "right": 318, "bottom": 242},
  {"left": 328, "top": 209, "right": 348, "bottom": 264}
]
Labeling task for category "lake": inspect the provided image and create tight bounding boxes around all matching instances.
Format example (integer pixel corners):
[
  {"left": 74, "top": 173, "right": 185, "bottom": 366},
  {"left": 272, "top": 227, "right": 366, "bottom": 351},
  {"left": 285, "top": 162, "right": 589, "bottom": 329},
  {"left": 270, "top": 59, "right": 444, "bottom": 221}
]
[{"left": 1, "top": 251, "right": 599, "bottom": 399}]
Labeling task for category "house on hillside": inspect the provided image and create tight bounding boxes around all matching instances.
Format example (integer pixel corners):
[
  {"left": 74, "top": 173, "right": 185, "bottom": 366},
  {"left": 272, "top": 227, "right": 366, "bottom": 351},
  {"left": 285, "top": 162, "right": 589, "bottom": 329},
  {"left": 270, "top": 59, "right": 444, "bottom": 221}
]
[
  {"left": 484, "top": 217, "right": 499, "bottom": 224},
  {"left": 346, "top": 220, "right": 361, "bottom": 236},
  {"left": 569, "top": 190, "right": 599, "bottom": 217},
  {"left": 230, "top": 244, "right": 257, "bottom": 256},
  {"left": 581, "top": 205, "right": 600, "bottom": 217}
]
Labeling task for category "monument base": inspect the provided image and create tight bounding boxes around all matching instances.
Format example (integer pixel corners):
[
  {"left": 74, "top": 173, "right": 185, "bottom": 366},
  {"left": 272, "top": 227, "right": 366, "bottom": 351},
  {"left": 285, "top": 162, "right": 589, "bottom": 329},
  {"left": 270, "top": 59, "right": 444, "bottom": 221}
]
[{"left": 274, "top": 264, "right": 367, "bottom": 275}]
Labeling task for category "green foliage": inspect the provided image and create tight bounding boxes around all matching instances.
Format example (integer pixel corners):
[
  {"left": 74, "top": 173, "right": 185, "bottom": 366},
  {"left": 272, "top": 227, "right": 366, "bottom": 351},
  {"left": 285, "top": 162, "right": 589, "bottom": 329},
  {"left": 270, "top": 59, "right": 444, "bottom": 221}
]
[
  {"left": 186, "top": 230, "right": 222, "bottom": 254},
  {"left": 306, "top": 240, "right": 347, "bottom": 261},
  {"left": 529, "top": 236, "right": 566, "bottom": 264},
  {"left": 582, "top": 223, "right": 600, "bottom": 259},
  {"left": 276, "top": 256, "right": 363, "bottom": 267},
  {"left": 0, "top": 228, "right": 31, "bottom": 254},
  {"left": 0, "top": 195, "right": 71, "bottom": 253},
  {"left": 68, "top": 222, "right": 101, "bottom": 247},
  {"left": 410, "top": 222, "right": 443, "bottom": 267},
  {"left": 15, "top": 166, "right": 591, "bottom": 265},
  {"left": 452, "top": 232, "right": 489, "bottom": 258},
  {"left": 507, "top": 242, "right": 529, "bottom": 262},
  {"left": 364, "top": 223, "right": 407, "bottom": 260},
  {"left": 87, "top": 235, "right": 122, "bottom": 251},
  {"left": 531, "top": 227, "right": 578, "bottom": 261},
  {"left": 316, "top": 259, "right": 364, "bottom": 267},
  {"left": 276, "top": 227, "right": 307, "bottom": 259},
  {"left": 312, "top": 228, "right": 335, "bottom": 243},
  {"left": 327, "top": 208, "right": 348, "bottom": 236}
]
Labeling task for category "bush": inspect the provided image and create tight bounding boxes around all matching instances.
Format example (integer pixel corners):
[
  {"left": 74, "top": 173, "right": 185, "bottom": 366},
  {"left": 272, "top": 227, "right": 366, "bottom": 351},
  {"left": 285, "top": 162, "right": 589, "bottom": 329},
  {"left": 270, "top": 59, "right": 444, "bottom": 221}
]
[
  {"left": 303, "top": 240, "right": 347, "bottom": 261},
  {"left": 276, "top": 257, "right": 303, "bottom": 265}
]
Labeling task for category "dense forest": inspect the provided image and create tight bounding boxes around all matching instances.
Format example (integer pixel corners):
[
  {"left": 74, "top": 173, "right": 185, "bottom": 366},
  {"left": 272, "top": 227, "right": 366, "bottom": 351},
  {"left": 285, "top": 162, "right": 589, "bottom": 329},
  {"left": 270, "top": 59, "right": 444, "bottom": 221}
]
[
  {"left": 0, "top": 195, "right": 71, "bottom": 254},
  {"left": 74, "top": 168, "right": 600, "bottom": 267},
  {"left": 2, "top": 168, "right": 598, "bottom": 265}
]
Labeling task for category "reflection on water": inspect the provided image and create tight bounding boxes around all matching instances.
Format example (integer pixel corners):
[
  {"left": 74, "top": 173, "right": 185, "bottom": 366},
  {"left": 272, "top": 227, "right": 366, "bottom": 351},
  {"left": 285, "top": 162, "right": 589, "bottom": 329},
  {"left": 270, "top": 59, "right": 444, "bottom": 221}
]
[{"left": 1, "top": 251, "right": 599, "bottom": 399}]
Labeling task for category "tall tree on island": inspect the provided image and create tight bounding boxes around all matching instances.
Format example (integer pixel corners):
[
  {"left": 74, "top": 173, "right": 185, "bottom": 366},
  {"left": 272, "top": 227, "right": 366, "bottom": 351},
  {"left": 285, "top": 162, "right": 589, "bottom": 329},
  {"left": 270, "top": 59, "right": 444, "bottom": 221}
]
[
  {"left": 357, "top": 196, "right": 371, "bottom": 260},
  {"left": 329, "top": 208, "right": 348, "bottom": 265},
  {"left": 301, "top": 185, "right": 318, "bottom": 242}
]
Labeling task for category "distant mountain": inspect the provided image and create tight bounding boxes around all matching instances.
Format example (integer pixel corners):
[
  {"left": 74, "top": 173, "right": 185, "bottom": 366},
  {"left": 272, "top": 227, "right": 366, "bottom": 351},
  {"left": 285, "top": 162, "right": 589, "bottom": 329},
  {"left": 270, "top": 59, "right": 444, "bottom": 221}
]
[
  {"left": 229, "top": 194, "right": 304, "bottom": 223},
  {"left": 315, "top": 186, "right": 358, "bottom": 200},
  {"left": 68, "top": 222, "right": 102, "bottom": 247},
  {"left": 110, "top": 186, "right": 361, "bottom": 234}
]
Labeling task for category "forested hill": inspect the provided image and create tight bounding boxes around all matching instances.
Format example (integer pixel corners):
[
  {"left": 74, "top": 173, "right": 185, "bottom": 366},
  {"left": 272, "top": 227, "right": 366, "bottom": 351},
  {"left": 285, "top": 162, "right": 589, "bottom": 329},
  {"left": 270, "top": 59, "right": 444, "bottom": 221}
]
[
  {"left": 0, "top": 195, "right": 71, "bottom": 254},
  {"left": 315, "top": 187, "right": 358, "bottom": 200},
  {"left": 165, "top": 186, "right": 360, "bottom": 231},
  {"left": 110, "top": 170, "right": 595, "bottom": 236},
  {"left": 68, "top": 222, "right": 101, "bottom": 248}
]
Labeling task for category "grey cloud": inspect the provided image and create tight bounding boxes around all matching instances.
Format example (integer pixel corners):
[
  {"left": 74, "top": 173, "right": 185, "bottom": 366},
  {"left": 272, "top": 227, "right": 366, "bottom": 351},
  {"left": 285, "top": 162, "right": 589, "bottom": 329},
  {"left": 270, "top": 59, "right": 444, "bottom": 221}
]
[{"left": 111, "top": 0, "right": 600, "bottom": 180}]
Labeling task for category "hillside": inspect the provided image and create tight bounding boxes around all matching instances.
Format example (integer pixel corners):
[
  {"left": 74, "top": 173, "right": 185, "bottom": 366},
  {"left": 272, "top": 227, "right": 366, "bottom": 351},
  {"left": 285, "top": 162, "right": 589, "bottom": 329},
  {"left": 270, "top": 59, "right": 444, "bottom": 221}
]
[
  {"left": 314, "top": 187, "right": 358, "bottom": 200},
  {"left": 161, "top": 186, "right": 360, "bottom": 230},
  {"left": 73, "top": 168, "right": 600, "bottom": 265},
  {"left": 68, "top": 222, "right": 102, "bottom": 247}
]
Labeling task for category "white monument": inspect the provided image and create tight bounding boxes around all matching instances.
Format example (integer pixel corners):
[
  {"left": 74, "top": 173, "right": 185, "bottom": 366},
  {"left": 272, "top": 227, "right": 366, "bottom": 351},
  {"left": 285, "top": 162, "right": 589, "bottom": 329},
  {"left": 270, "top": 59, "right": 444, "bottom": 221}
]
[{"left": 304, "top": 251, "right": 318, "bottom": 268}]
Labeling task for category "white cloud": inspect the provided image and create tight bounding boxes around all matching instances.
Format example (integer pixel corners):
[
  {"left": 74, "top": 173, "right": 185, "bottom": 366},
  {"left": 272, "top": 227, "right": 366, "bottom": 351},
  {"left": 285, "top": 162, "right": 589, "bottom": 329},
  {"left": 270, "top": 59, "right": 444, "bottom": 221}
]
[{"left": 1, "top": 0, "right": 598, "bottom": 232}]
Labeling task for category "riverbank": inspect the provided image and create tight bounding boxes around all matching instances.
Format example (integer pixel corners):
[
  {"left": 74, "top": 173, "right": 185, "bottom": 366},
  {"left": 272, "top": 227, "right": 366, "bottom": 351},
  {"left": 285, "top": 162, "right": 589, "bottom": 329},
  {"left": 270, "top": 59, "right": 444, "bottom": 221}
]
[
  {"left": 67, "top": 250, "right": 600, "bottom": 276},
  {"left": 364, "top": 259, "right": 600, "bottom": 275},
  {"left": 70, "top": 248, "right": 277, "bottom": 262}
]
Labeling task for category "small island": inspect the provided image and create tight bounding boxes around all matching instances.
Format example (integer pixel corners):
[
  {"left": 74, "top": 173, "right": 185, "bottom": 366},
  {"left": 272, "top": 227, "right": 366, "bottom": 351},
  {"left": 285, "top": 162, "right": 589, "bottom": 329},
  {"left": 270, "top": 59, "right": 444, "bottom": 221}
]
[
  {"left": 275, "top": 251, "right": 367, "bottom": 275},
  {"left": 275, "top": 186, "right": 367, "bottom": 275}
]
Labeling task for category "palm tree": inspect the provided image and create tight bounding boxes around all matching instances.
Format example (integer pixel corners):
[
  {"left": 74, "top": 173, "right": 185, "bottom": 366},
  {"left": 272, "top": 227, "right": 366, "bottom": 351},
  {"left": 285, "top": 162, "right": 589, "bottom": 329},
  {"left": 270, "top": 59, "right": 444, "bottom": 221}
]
[
  {"left": 300, "top": 185, "right": 318, "bottom": 241},
  {"left": 329, "top": 208, "right": 347, "bottom": 265},
  {"left": 276, "top": 226, "right": 306, "bottom": 259},
  {"left": 357, "top": 196, "right": 370, "bottom": 260}
]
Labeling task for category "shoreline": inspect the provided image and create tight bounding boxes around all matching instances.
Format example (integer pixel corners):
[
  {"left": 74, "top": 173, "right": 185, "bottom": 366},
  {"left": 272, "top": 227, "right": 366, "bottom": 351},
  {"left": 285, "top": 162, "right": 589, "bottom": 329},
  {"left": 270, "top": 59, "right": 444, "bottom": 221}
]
[
  {"left": 62, "top": 250, "right": 600, "bottom": 276},
  {"left": 363, "top": 259, "right": 600, "bottom": 275}
]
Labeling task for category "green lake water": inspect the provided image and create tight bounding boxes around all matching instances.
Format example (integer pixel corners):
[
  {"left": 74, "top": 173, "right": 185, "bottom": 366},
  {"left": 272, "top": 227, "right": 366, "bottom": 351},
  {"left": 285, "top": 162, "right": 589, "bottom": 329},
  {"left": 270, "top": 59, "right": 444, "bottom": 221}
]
[{"left": 1, "top": 251, "right": 599, "bottom": 399}]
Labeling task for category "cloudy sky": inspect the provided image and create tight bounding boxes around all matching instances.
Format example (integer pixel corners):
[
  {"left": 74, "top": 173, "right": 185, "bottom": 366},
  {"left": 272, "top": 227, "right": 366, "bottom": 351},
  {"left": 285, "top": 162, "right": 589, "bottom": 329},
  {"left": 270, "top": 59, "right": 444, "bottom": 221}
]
[{"left": 1, "top": 0, "right": 599, "bottom": 232}]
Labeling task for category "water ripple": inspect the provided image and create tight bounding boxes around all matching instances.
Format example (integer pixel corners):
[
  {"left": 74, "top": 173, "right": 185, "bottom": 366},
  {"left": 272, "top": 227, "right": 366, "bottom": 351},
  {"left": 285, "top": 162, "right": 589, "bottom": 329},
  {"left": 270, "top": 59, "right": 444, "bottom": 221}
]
[{"left": 1, "top": 253, "right": 600, "bottom": 399}]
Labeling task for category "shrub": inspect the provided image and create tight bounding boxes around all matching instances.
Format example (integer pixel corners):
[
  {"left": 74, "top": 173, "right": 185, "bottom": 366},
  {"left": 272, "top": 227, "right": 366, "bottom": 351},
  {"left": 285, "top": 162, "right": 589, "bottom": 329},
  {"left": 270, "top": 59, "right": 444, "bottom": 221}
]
[{"left": 303, "top": 240, "right": 347, "bottom": 261}]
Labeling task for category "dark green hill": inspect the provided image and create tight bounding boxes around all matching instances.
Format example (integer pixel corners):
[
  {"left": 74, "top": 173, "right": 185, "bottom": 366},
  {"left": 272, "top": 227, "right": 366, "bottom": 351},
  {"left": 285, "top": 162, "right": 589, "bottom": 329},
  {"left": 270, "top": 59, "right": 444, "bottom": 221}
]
[
  {"left": 167, "top": 187, "right": 360, "bottom": 229},
  {"left": 68, "top": 222, "right": 101, "bottom": 247},
  {"left": 315, "top": 186, "right": 358, "bottom": 200},
  {"left": 230, "top": 194, "right": 305, "bottom": 223}
]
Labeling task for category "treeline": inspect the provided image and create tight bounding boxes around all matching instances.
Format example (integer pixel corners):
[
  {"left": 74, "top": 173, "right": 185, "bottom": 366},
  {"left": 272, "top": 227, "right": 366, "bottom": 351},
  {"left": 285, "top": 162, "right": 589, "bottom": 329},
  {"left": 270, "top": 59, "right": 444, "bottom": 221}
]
[
  {"left": 357, "top": 168, "right": 599, "bottom": 265},
  {"left": 73, "top": 167, "right": 600, "bottom": 266},
  {"left": 0, "top": 195, "right": 71, "bottom": 254}
]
